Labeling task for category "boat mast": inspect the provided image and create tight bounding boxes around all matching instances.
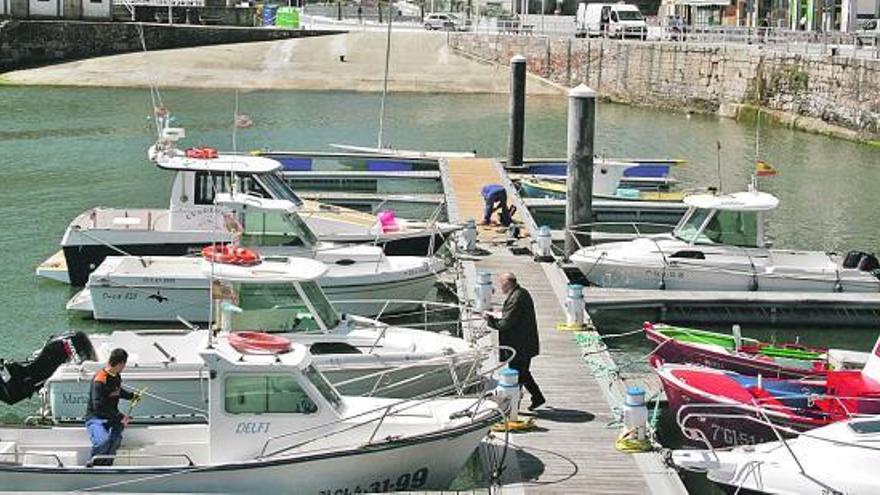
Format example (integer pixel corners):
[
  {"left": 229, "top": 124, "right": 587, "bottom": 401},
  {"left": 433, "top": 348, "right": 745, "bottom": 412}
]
[{"left": 377, "top": 0, "right": 393, "bottom": 150}]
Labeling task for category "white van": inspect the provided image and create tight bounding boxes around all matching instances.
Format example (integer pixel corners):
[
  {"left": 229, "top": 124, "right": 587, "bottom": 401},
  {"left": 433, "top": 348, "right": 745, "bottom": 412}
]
[{"left": 575, "top": 2, "right": 647, "bottom": 39}]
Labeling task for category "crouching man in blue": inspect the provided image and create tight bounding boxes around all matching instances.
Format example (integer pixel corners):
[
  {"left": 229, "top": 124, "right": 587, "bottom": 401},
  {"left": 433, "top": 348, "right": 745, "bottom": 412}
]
[
  {"left": 85, "top": 348, "right": 138, "bottom": 466},
  {"left": 480, "top": 184, "right": 516, "bottom": 226}
]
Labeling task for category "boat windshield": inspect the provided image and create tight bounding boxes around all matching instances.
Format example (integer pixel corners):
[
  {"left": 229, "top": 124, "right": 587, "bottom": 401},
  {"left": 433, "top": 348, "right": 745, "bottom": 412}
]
[
  {"left": 237, "top": 207, "right": 319, "bottom": 248},
  {"left": 304, "top": 364, "right": 343, "bottom": 411},
  {"left": 255, "top": 172, "right": 304, "bottom": 207},
  {"left": 674, "top": 208, "right": 759, "bottom": 247},
  {"left": 232, "top": 282, "right": 334, "bottom": 332},
  {"left": 298, "top": 281, "right": 341, "bottom": 329},
  {"left": 673, "top": 208, "right": 714, "bottom": 244}
]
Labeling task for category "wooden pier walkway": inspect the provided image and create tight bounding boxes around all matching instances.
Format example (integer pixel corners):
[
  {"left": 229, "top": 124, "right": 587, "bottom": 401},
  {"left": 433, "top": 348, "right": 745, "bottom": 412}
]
[{"left": 442, "top": 158, "right": 686, "bottom": 494}]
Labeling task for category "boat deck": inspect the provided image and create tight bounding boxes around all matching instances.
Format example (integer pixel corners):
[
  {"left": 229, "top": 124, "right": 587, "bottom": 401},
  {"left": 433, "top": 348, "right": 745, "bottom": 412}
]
[{"left": 443, "top": 158, "right": 685, "bottom": 494}]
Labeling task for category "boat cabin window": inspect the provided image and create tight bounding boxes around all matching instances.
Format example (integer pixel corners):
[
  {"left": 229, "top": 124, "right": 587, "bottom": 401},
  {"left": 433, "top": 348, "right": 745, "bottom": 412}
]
[
  {"left": 232, "top": 282, "right": 338, "bottom": 332},
  {"left": 224, "top": 375, "right": 317, "bottom": 414},
  {"left": 193, "top": 172, "right": 295, "bottom": 207},
  {"left": 304, "top": 364, "right": 342, "bottom": 410},
  {"left": 237, "top": 208, "right": 319, "bottom": 248},
  {"left": 674, "top": 209, "right": 758, "bottom": 247}
]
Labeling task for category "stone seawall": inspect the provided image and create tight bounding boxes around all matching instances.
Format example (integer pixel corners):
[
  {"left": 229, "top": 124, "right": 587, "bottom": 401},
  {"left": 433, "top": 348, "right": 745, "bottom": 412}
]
[
  {"left": 0, "top": 20, "right": 340, "bottom": 72},
  {"left": 450, "top": 34, "right": 880, "bottom": 141}
]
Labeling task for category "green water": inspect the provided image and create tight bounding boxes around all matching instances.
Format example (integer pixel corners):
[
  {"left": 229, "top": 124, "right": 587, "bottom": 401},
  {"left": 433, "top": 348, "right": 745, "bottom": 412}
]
[{"left": 1, "top": 86, "right": 879, "bottom": 479}]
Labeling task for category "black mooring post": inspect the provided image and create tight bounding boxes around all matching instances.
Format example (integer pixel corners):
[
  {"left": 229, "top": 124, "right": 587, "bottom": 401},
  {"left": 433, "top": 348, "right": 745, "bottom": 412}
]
[
  {"left": 565, "top": 84, "right": 597, "bottom": 258},
  {"left": 508, "top": 54, "right": 526, "bottom": 170}
]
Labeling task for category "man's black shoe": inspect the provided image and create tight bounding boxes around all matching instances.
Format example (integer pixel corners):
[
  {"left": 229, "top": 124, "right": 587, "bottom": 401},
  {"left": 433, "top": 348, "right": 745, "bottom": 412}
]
[{"left": 527, "top": 397, "right": 546, "bottom": 411}]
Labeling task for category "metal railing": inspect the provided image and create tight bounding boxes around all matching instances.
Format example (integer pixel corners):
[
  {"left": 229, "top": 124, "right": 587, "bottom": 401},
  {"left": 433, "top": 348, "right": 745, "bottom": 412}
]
[
  {"left": 458, "top": 21, "right": 880, "bottom": 60},
  {"left": 256, "top": 344, "right": 512, "bottom": 459}
]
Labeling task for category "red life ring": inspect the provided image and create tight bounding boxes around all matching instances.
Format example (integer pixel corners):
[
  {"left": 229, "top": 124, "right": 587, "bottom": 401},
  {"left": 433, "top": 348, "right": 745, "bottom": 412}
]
[
  {"left": 185, "top": 147, "right": 219, "bottom": 159},
  {"left": 228, "top": 331, "right": 291, "bottom": 354},
  {"left": 201, "top": 245, "right": 261, "bottom": 265}
]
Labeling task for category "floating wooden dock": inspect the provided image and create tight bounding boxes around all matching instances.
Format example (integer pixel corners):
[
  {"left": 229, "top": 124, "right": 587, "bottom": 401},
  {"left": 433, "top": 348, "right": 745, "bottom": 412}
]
[
  {"left": 442, "top": 158, "right": 686, "bottom": 494},
  {"left": 576, "top": 284, "right": 880, "bottom": 327}
]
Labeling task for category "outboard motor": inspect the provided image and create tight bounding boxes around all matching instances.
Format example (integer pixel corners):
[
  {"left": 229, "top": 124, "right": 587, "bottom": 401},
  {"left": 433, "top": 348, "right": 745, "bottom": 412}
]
[
  {"left": 0, "top": 332, "right": 95, "bottom": 405},
  {"left": 843, "top": 250, "right": 872, "bottom": 269}
]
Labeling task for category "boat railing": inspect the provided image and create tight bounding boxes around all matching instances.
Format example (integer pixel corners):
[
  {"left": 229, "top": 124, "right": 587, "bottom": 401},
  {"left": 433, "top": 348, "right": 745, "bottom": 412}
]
[
  {"left": 332, "top": 344, "right": 504, "bottom": 399},
  {"left": 257, "top": 345, "right": 512, "bottom": 460},
  {"left": 676, "top": 394, "right": 880, "bottom": 443},
  {"left": 566, "top": 221, "right": 677, "bottom": 240},
  {"left": 329, "top": 299, "right": 485, "bottom": 344},
  {"left": 675, "top": 406, "right": 880, "bottom": 477}
]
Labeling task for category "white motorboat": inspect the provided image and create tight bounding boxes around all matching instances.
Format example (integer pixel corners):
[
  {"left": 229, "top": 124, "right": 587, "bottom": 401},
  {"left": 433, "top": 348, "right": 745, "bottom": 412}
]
[
  {"left": 36, "top": 129, "right": 458, "bottom": 287},
  {"left": 571, "top": 187, "right": 880, "bottom": 292},
  {"left": 0, "top": 336, "right": 500, "bottom": 493},
  {"left": 673, "top": 416, "right": 880, "bottom": 494},
  {"left": 55, "top": 192, "right": 443, "bottom": 316},
  {"left": 56, "top": 256, "right": 484, "bottom": 417}
]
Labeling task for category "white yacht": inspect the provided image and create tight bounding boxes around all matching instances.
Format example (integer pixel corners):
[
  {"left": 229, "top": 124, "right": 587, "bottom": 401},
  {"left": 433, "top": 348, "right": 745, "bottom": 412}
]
[
  {"left": 673, "top": 416, "right": 880, "bottom": 494},
  {"left": 0, "top": 337, "right": 500, "bottom": 493},
  {"left": 36, "top": 130, "right": 457, "bottom": 287},
  {"left": 571, "top": 187, "right": 880, "bottom": 292},
  {"left": 53, "top": 256, "right": 486, "bottom": 419}
]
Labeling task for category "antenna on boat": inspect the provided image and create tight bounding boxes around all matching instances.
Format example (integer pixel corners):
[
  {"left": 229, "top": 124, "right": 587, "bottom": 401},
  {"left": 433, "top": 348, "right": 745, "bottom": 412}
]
[
  {"left": 715, "top": 140, "right": 723, "bottom": 194},
  {"left": 232, "top": 90, "right": 240, "bottom": 154},
  {"left": 754, "top": 108, "right": 762, "bottom": 165},
  {"left": 376, "top": 0, "right": 393, "bottom": 150}
]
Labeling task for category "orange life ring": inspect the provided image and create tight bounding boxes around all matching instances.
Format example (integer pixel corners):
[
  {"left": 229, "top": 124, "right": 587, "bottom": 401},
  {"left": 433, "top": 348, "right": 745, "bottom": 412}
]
[
  {"left": 202, "top": 245, "right": 261, "bottom": 265},
  {"left": 228, "top": 331, "right": 291, "bottom": 354},
  {"left": 202, "top": 245, "right": 237, "bottom": 264},
  {"left": 232, "top": 247, "right": 260, "bottom": 266},
  {"left": 185, "top": 147, "right": 219, "bottom": 159}
]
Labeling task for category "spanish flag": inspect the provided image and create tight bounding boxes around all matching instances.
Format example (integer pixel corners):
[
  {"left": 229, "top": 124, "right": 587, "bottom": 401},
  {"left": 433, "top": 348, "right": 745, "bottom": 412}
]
[{"left": 756, "top": 160, "right": 777, "bottom": 177}]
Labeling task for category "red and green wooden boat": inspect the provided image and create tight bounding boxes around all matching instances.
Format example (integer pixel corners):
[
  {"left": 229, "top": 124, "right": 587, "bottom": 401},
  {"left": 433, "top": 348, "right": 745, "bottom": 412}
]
[{"left": 644, "top": 322, "right": 866, "bottom": 379}]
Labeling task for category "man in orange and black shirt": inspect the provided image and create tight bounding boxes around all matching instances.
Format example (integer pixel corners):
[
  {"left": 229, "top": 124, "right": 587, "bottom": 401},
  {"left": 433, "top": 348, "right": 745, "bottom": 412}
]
[{"left": 85, "top": 348, "right": 138, "bottom": 466}]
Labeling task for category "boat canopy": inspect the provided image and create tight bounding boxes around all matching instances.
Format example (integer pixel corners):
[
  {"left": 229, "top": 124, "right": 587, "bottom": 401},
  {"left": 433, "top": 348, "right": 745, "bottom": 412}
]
[
  {"left": 153, "top": 148, "right": 282, "bottom": 174},
  {"left": 684, "top": 191, "right": 779, "bottom": 212}
]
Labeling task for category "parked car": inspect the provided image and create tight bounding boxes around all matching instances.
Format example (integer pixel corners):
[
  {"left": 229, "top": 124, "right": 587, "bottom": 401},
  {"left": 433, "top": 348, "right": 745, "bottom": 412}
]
[
  {"left": 855, "top": 19, "right": 879, "bottom": 46},
  {"left": 424, "top": 12, "right": 470, "bottom": 31}
]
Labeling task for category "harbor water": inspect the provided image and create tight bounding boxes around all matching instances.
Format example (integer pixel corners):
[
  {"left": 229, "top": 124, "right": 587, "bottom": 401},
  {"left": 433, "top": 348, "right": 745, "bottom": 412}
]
[{"left": 2, "top": 86, "right": 879, "bottom": 491}]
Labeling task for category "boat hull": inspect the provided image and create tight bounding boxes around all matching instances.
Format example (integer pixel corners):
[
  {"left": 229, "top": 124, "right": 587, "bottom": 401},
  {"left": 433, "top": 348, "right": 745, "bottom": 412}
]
[
  {"left": 574, "top": 254, "right": 880, "bottom": 293},
  {"left": 0, "top": 415, "right": 496, "bottom": 493},
  {"left": 75, "top": 266, "right": 441, "bottom": 321}
]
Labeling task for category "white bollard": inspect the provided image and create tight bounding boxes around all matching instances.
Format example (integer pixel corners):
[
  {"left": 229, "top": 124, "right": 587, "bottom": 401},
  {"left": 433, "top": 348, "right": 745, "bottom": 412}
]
[
  {"left": 460, "top": 219, "right": 477, "bottom": 252},
  {"left": 623, "top": 386, "right": 648, "bottom": 441},
  {"left": 534, "top": 225, "right": 554, "bottom": 262},
  {"left": 474, "top": 271, "right": 494, "bottom": 312},
  {"left": 732, "top": 324, "right": 742, "bottom": 352},
  {"left": 496, "top": 367, "right": 521, "bottom": 422},
  {"left": 564, "top": 284, "right": 586, "bottom": 328}
]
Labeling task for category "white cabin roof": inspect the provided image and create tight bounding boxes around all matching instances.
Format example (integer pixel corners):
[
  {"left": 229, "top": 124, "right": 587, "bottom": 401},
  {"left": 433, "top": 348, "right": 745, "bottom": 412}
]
[
  {"left": 684, "top": 190, "right": 779, "bottom": 212},
  {"left": 204, "top": 335, "right": 311, "bottom": 370},
  {"left": 151, "top": 147, "right": 282, "bottom": 174},
  {"left": 200, "top": 258, "right": 328, "bottom": 283}
]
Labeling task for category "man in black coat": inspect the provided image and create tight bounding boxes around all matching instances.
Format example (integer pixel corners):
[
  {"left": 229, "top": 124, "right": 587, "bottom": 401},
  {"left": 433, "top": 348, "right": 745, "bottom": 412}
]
[{"left": 485, "top": 272, "right": 546, "bottom": 411}]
